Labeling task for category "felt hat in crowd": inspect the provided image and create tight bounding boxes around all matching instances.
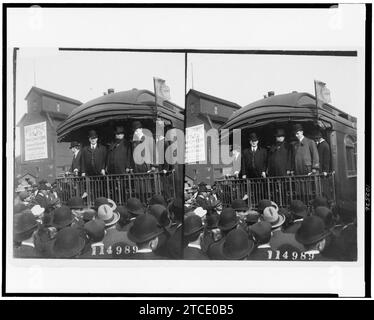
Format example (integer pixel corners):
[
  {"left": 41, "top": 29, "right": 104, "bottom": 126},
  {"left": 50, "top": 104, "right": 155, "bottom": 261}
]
[
  {"left": 290, "top": 200, "right": 308, "bottom": 218},
  {"left": 275, "top": 128, "right": 286, "bottom": 137},
  {"left": 249, "top": 221, "right": 272, "bottom": 245},
  {"left": 295, "top": 215, "right": 330, "bottom": 246},
  {"left": 96, "top": 204, "right": 120, "bottom": 227},
  {"left": 126, "top": 197, "right": 145, "bottom": 216},
  {"left": 218, "top": 207, "right": 239, "bottom": 232},
  {"left": 311, "top": 196, "right": 329, "bottom": 209},
  {"left": 184, "top": 214, "right": 204, "bottom": 237},
  {"left": 114, "top": 126, "right": 125, "bottom": 134},
  {"left": 128, "top": 214, "right": 164, "bottom": 244},
  {"left": 218, "top": 228, "right": 255, "bottom": 260},
  {"left": 148, "top": 194, "right": 167, "bottom": 207},
  {"left": 257, "top": 199, "right": 272, "bottom": 213},
  {"left": 148, "top": 204, "right": 170, "bottom": 227},
  {"left": 314, "top": 130, "right": 323, "bottom": 139},
  {"left": 249, "top": 132, "right": 259, "bottom": 141},
  {"left": 88, "top": 130, "right": 98, "bottom": 138},
  {"left": 84, "top": 220, "right": 106, "bottom": 243},
  {"left": 52, "top": 227, "right": 86, "bottom": 258},
  {"left": 231, "top": 199, "right": 248, "bottom": 212},
  {"left": 205, "top": 212, "right": 219, "bottom": 230},
  {"left": 260, "top": 206, "right": 285, "bottom": 229},
  {"left": 69, "top": 141, "right": 80, "bottom": 149},
  {"left": 314, "top": 206, "right": 334, "bottom": 229},
  {"left": 67, "top": 196, "right": 84, "bottom": 210},
  {"left": 18, "top": 191, "right": 29, "bottom": 202},
  {"left": 293, "top": 123, "right": 304, "bottom": 133},
  {"left": 51, "top": 206, "right": 74, "bottom": 229},
  {"left": 14, "top": 211, "right": 38, "bottom": 235},
  {"left": 116, "top": 205, "right": 131, "bottom": 224},
  {"left": 94, "top": 197, "right": 117, "bottom": 212},
  {"left": 131, "top": 120, "right": 143, "bottom": 131},
  {"left": 168, "top": 198, "right": 183, "bottom": 222}
]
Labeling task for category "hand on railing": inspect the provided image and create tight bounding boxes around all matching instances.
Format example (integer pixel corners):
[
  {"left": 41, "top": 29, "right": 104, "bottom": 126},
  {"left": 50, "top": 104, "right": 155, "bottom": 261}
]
[
  {"left": 101, "top": 169, "right": 106, "bottom": 176},
  {"left": 261, "top": 172, "right": 266, "bottom": 178},
  {"left": 81, "top": 172, "right": 86, "bottom": 177}
]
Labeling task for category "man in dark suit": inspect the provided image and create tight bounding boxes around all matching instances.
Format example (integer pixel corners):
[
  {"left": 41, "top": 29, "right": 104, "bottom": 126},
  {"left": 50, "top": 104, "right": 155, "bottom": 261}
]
[
  {"left": 293, "top": 124, "right": 319, "bottom": 175},
  {"left": 314, "top": 130, "right": 331, "bottom": 175},
  {"left": 107, "top": 126, "right": 132, "bottom": 174},
  {"left": 241, "top": 133, "right": 267, "bottom": 179},
  {"left": 183, "top": 214, "right": 208, "bottom": 259},
  {"left": 268, "top": 128, "right": 292, "bottom": 177},
  {"left": 69, "top": 141, "right": 82, "bottom": 176},
  {"left": 81, "top": 130, "right": 107, "bottom": 177}
]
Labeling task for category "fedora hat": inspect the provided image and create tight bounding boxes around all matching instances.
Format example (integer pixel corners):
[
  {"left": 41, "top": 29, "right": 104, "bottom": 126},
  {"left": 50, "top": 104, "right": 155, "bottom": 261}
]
[
  {"left": 114, "top": 126, "right": 125, "bottom": 134},
  {"left": 249, "top": 132, "right": 258, "bottom": 141},
  {"left": 131, "top": 120, "right": 143, "bottom": 131},
  {"left": 128, "top": 214, "right": 164, "bottom": 244},
  {"left": 246, "top": 211, "right": 260, "bottom": 225},
  {"left": 148, "top": 204, "right": 170, "bottom": 227},
  {"left": 94, "top": 197, "right": 117, "bottom": 212},
  {"left": 261, "top": 206, "right": 285, "bottom": 229},
  {"left": 14, "top": 211, "right": 38, "bottom": 235},
  {"left": 51, "top": 206, "right": 74, "bottom": 229},
  {"left": 148, "top": 194, "right": 167, "bottom": 207},
  {"left": 67, "top": 196, "right": 84, "bottom": 210},
  {"left": 314, "top": 206, "right": 334, "bottom": 229},
  {"left": 184, "top": 214, "right": 204, "bottom": 236},
  {"left": 293, "top": 123, "right": 304, "bottom": 133},
  {"left": 126, "top": 197, "right": 145, "bottom": 216},
  {"left": 295, "top": 216, "right": 330, "bottom": 245},
  {"left": 249, "top": 221, "right": 272, "bottom": 244},
  {"left": 275, "top": 128, "right": 286, "bottom": 137},
  {"left": 88, "top": 130, "right": 98, "bottom": 138},
  {"left": 116, "top": 205, "right": 130, "bottom": 224},
  {"left": 311, "top": 196, "right": 329, "bottom": 209},
  {"left": 257, "top": 199, "right": 278, "bottom": 214},
  {"left": 205, "top": 212, "right": 219, "bottom": 230},
  {"left": 218, "top": 207, "right": 239, "bottom": 231},
  {"left": 84, "top": 219, "right": 106, "bottom": 242},
  {"left": 52, "top": 227, "right": 86, "bottom": 258},
  {"left": 97, "top": 204, "right": 120, "bottom": 227},
  {"left": 231, "top": 199, "right": 248, "bottom": 212},
  {"left": 290, "top": 200, "right": 308, "bottom": 218},
  {"left": 219, "top": 228, "right": 255, "bottom": 260},
  {"left": 313, "top": 130, "right": 323, "bottom": 139},
  {"left": 69, "top": 141, "right": 80, "bottom": 149}
]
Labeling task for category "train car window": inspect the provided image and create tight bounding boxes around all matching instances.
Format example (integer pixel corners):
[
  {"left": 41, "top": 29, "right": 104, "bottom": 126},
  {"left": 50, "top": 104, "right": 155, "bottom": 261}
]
[{"left": 344, "top": 135, "right": 357, "bottom": 177}]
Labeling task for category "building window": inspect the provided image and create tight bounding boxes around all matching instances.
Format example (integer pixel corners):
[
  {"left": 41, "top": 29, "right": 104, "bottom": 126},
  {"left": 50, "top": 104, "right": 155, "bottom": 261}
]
[{"left": 344, "top": 135, "right": 357, "bottom": 177}]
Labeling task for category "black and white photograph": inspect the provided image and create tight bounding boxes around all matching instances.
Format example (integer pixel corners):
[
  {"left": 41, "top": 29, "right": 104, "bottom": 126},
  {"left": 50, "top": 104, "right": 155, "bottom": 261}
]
[{"left": 12, "top": 49, "right": 185, "bottom": 260}]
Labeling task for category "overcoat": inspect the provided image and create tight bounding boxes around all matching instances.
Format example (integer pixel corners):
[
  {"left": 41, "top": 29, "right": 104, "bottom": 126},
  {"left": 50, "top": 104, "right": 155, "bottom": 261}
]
[{"left": 81, "top": 144, "right": 107, "bottom": 176}]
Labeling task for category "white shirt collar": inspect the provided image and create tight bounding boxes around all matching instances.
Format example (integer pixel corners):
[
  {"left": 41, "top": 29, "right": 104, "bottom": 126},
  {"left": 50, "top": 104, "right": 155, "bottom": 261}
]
[
  {"left": 257, "top": 243, "right": 271, "bottom": 249},
  {"left": 303, "top": 249, "right": 320, "bottom": 255},
  {"left": 188, "top": 243, "right": 201, "bottom": 250},
  {"left": 21, "top": 240, "right": 35, "bottom": 248},
  {"left": 74, "top": 149, "right": 80, "bottom": 157},
  {"left": 137, "top": 248, "right": 152, "bottom": 253},
  {"left": 293, "top": 218, "right": 304, "bottom": 222}
]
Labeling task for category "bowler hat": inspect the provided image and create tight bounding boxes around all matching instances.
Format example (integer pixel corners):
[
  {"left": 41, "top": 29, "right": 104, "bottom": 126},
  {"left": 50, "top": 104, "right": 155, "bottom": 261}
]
[
  {"left": 219, "top": 228, "right": 255, "bottom": 260},
  {"left": 148, "top": 204, "right": 170, "bottom": 227},
  {"left": 314, "top": 206, "right": 334, "bottom": 229},
  {"left": 311, "top": 196, "right": 329, "bottom": 209},
  {"left": 231, "top": 199, "right": 248, "bottom": 212},
  {"left": 249, "top": 132, "right": 258, "bottom": 141},
  {"left": 19, "top": 191, "right": 29, "bottom": 201},
  {"left": 131, "top": 120, "right": 143, "bottom": 131},
  {"left": 257, "top": 199, "right": 272, "bottom": 213},
  {"left": 249, "top": 221, "right": 272, "bottom": 244},
  {"left": 51, "top": 206, "right": 74, "bottom": 229},
  {"left": 88, "top": 130, "right": 98, "bottom": 138},
  {"left": 295, "top": 216, "right": 330, "bottom": 245},
  {"left": 67, "top": 196, "right": 84, "bottom": 209},
  {"left": 314, "top": 130, "right": 323, "bottom": 139},
  {"left": 82, "top": 208, "right": 96, "bottom": 222},
  {"left": 69, "top": 141, "right": 80, "bottom": 149},
  {"left": 114, "top": 126, "right": 125, "bottom": 134},
  {"left": 126, "top": 197, "right": 145, "bottom": 216},
  {"left": 206, "top": 213, "right": 219, "bottom": 229},
  {"left": 14, "top": 211, "right": 38, "bottom": 234},
  {"left": 128, "top": 214, "right": 164, "bottom": 244},
  {"left": 246, "top": 211, "right": 260, "bottom": 225},
  {"left": 52, "top": 227, "right": 86, "bottom": 258},
  {"left": 184, "top": 214, "right": 204, "bottom": 236},
  {"left": 94, "top": 197, "right": 117, "bottom": 212},
  {"left": 97, "top": 204, "right": 120, "bottom": 226},
  {"left": 290, "top": 200, "right": 308, "bottom": 218},
  {"left": 116, "top": 205, "right": 130, "bottom": 223},
  {"left": 148, "top": 194, "right": 167, "bottom": 207},
  {"left": 293, "top": 124, "right": 304, "bottom": 133},
  {"left": 261, "top": 206, "right": 285, "bottom": 229},
  {"left": 218, "top": 207, "right": 239, "bottom": 231},
  {"left": 275, "top": 128, "right": 286, "bottom": 137},
  {"left": 84, "top": 219, "right": 106, "bottom": 242}
]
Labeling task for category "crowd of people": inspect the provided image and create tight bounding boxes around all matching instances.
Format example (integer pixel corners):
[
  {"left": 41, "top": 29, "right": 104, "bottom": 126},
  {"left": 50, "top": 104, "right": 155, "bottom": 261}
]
[
  {"left": 13, "top": 180, "right": 182, "bottom": 259},
  {"left": 183, "top": 182, "right": 357, "bottom": 261}
]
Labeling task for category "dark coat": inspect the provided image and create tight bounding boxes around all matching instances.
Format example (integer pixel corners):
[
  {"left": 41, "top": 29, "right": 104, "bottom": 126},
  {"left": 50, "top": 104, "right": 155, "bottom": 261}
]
[
  {"left": 268, "top": 142, "right": 292, "bottom": 176},
  {"left": 317, "top": 140, "right": 331, "bottom": 172},
  {"left": 283, "top": 220, "right": 303, "bottom": 234},
  {"left": 166, "top": 224, "right": 182, "bottom": 259},
  {"left": 131, "top": 137, "right": 152, "bottom": 173},
  {"left": 241, "top": 147, "right": 267, "bottom": 178},
  {"left": 127, "top": 251, "right": 167, "bottom": 260},
  {"left": 293, "top": 137, "right": 319, "bottom": 175},
  {"left": 81, "top": 144, "right": 107, "bottom": 176},
  {"left": 184, "top": 246, "right": 208, "bottom": 260},
  {"left": 247, "top": 244, "right": 275, "bottom": 260},
  {"left": 13, "top": 243, "right": 41, "bottom": 258},
  {"left": 70, "top": 150, "right": 82, "bottom": 175},
  {"left": 107, "top": 139, "right": 132, "bottom": 174}
]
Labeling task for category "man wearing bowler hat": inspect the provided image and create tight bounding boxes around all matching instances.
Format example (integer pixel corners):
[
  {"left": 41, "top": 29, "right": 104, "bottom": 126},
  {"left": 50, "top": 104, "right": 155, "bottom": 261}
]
[
  {"left": 81, "top": 130, "right": 107, "bottom": 177},
  {"left": 314, "top": 130, "right": 331, "bottom": 175},
  {"left": 241, "top": 132, "right": 267, "bottom": 179},
  {"left": 268, "top": 128, "right": 292, "bottom": 177},
  {"left": 107, "top": 125, "right": 132, "bottom": 174},
  {"left": 68, "top": 141, "right": 82, "bottom": 176},
  {"left": 130, "top": 120, "right": 154, "bottom": 173},
  {"left": 184, "top": 214, "right": 208, "bottom": 259},
  {"left": 293, "top": 124, "right": 319, "bottom": 175}
]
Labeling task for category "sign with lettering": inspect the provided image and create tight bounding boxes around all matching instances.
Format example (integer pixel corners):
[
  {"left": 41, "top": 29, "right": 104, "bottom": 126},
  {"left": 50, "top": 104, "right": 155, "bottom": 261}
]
[
  {"left": 24, "top": 121, "right": 48, "bottom": 161},
  {"left": 185, "top": 124, "right": 205, "bottom": 163}
]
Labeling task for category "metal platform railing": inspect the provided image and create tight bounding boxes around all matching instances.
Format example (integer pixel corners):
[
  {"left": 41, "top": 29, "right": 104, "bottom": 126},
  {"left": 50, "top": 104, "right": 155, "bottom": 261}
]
[
  {"left": 56, "top": 170, "right": 176, "bottom": 207},
  {"left": 215, "top": 172, "right": 336, "bottom": 209}
]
